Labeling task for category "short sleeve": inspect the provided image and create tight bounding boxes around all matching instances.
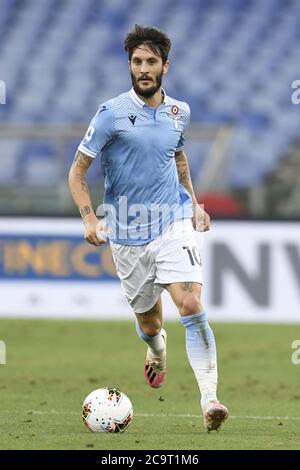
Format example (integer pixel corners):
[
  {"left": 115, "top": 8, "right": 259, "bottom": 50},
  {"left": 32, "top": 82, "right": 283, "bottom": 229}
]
[
  {"left": 176, "top": 102, "right": 191, "bottom": 152},
  {"left": 78, "top": 103, "right": 114, "bottom": 158}
]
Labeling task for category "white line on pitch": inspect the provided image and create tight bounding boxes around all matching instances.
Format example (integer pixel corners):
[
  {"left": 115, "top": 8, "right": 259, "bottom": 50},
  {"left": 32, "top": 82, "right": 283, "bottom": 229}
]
[{"left": 0, "top": 410, "right": 300, "bottom": 420}]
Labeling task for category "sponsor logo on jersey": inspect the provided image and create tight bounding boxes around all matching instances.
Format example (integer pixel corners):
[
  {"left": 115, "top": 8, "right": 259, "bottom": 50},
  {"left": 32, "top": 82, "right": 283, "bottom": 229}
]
[{"left": 128, "top": 115, "right": 137, "bottom": 125}]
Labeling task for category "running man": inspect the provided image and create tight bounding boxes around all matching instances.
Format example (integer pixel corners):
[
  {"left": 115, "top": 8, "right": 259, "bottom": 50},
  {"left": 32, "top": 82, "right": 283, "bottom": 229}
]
[{"left": 69, "top": 24, "right": 228, "bottom": 432}]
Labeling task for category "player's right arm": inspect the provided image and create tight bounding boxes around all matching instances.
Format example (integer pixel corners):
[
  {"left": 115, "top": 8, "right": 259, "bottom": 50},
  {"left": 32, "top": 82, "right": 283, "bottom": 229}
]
[
  {"left": 68, "top": 150, "right": 106, "bottom": 246},
  {"left": 69, "top": 102, "right": 114, "bottom": 245}
]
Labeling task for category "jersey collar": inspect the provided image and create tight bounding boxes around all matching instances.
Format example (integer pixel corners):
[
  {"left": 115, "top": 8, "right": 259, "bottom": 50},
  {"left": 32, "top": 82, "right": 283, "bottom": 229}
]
[{"left": 129, "top": 87, "right": 167, "bottom": 108}]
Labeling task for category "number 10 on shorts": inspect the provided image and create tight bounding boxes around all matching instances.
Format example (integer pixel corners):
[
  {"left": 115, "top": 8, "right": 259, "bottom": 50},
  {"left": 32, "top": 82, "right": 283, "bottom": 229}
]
[{"left": 183, "top": 246, "right": 201, "bottom": 266}]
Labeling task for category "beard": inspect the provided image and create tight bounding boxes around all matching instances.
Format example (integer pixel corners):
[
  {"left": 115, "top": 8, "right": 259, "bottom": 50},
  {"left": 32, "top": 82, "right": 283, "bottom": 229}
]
[{"left": 131, "top": 70, "right": 163, "bottom": 98}]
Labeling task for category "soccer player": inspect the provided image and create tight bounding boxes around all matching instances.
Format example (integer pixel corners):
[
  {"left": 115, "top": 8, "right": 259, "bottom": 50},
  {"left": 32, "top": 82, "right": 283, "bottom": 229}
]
[{"left": 69, "top": 25, "right": 229, "bottom": 432}]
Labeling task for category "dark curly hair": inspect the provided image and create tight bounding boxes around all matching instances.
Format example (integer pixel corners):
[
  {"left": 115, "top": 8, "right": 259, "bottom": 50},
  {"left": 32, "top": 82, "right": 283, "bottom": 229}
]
[{"left": 124, "top": 24, "right": 171, "bottom": 64}]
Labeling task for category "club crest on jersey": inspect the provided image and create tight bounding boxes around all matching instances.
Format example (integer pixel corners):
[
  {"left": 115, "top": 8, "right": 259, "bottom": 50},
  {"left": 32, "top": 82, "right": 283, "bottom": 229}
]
[
  {"left": 168, "top": 105, "right": 180, "bottom": 128},
  {"left": 171, "top": 105, "right": 179, "bottom": 116}
]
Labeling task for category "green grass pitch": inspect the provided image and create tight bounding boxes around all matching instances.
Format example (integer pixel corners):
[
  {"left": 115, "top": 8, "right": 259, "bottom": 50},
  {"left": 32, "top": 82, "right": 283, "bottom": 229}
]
[{"left": 0, "top": 319, "right": 299, "bottom": 450}]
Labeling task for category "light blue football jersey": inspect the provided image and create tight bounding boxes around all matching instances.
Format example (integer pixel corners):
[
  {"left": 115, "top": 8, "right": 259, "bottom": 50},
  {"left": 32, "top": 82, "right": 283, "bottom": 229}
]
[{"left": 78, "top": 88, "right": 193, "bottom": 245}]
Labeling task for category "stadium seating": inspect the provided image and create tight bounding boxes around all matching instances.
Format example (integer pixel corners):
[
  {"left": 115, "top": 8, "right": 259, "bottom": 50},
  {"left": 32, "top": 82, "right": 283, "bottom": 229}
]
[{"left": 1, "top": 0, "right": 300, "bottom": 189}]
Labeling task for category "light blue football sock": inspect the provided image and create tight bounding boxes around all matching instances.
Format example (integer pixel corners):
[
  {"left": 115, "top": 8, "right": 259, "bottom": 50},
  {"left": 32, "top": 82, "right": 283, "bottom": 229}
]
[
  {"left": 136, "top": 320, "right": 166, "bottom": 356},
  {"left": 181, "top": 312, "right": 218, "bottom": 409}
]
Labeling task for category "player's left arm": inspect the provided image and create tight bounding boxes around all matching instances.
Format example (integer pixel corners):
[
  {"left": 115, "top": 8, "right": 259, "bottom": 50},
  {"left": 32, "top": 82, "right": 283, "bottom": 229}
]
[{"left": 175, "top": 149, "right": 210, "bottom": 232}]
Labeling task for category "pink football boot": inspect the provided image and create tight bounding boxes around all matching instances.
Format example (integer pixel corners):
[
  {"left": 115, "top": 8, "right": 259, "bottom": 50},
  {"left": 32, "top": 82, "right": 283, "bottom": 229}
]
[{"left": 144, "top": 329, "right": 167, "bottom": 388}]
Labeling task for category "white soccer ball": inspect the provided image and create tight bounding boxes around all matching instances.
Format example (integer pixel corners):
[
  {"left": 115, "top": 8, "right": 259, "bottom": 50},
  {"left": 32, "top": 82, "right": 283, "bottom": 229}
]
[{"left": 82, "top": 387, "right": 133, "bottom": 433}]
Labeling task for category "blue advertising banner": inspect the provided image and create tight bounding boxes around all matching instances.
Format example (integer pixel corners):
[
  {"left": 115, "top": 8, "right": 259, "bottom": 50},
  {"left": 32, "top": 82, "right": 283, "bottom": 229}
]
[
  {"left": 0, "top": 218, "right": 299, "bottom": 322},
  {"left": 0, "top": 234, "right": 118, "bottom": 281}
]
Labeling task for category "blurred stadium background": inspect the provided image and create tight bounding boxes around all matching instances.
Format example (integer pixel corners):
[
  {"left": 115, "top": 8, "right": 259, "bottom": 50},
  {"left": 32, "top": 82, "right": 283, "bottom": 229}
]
[{"left": 0, "top": 0, "right": 299, "bottom": 321}]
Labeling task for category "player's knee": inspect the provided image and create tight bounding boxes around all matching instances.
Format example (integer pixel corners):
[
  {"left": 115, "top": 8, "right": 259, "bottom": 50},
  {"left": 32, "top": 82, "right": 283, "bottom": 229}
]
[
  {"left": 180, "top": 294, "right": 202, "bottom": 316},
  {"left": 140, "top": 323, "right": 162, "bottom": 336},
  {"left": 137, "top": 316, "right": 162, "bottom": 336}
]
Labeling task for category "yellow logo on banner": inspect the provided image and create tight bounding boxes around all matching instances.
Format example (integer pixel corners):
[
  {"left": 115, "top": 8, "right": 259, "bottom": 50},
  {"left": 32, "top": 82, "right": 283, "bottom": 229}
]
[{"left": 2, "top": 240, "right": 117, "bottom": 278}]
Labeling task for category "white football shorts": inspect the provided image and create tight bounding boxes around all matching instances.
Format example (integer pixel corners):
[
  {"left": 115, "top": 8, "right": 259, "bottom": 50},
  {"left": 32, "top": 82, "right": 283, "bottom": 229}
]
[{"left": 110, "top": 218, "right": 203, "bottom": 314}]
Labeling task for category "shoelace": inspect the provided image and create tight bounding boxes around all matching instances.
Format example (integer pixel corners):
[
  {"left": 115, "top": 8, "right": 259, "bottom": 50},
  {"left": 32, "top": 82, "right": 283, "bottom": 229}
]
[{"left": 146, "top": 354, "right": 166, "bottom": 372}]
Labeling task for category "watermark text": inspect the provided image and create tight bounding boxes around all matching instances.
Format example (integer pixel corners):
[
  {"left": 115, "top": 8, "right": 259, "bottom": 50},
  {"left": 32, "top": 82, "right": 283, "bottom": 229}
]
[
  {"left": 0, "top": 80, "right": 6, "bottom": 104},
  {"left": 291, "top": 340, "right": 300, "bottom": 365},
  {"left": 0, "top": 340, "right": 6, "bottom": 364},
  {"left": 291, "top": 80, "right": 300, "bottom": 104}
]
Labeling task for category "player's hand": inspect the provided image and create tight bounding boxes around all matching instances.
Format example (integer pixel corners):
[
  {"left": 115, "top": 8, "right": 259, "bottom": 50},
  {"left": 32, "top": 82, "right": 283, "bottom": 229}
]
[
  {"left": 83, "top": 215, "right": 108, "bottom": 246},
  {"left": 192, "top": 204, "right": 211, "bottom": 232}
]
